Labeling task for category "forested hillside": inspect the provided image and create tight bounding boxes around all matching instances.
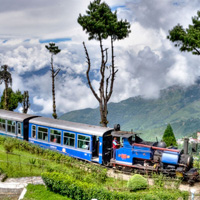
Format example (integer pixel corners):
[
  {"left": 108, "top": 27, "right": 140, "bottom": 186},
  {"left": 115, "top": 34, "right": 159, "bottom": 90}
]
[{"left": 60, "top": 83, "right": 200, "bottom": 140}]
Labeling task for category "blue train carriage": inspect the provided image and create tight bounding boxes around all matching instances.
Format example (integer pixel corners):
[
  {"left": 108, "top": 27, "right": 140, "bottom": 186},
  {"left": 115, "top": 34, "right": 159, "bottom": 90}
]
[
  {"left": 0, "top": 109, "right": 37, "bottom": 140},
  {"left": 28, "top": 117, "right": 113, "bottom": 164}
]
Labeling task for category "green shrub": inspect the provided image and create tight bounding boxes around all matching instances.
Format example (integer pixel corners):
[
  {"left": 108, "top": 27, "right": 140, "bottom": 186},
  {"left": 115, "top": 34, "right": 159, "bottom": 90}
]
[
  {"left": 3, "top": 138, "right": 15, "bottom": 153},
  {"left": 127, "top": 174, "right": 148, "bottom": 191},
  {"left": 0, "top": 136, "right": 6, "bottom": 144}
]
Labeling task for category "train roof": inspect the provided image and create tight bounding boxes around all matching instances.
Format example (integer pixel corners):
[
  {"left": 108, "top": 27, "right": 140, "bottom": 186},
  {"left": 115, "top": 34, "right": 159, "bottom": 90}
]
[
  {"left": 29, "top": 116, "right": 113, "bottom": 136},
  {"left": 111, "top": 130, "right": 139, "bottom": 138},
  {"left": 0, "top": 109, "right": 36, "bottom": 122}
]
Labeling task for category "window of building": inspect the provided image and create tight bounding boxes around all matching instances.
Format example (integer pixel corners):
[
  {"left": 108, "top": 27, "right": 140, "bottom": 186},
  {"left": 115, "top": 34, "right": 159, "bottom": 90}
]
[
  {"left": 78, "top": 135, "right": 90, "bottom": 150},
  {"left": 50, "top": 129, "right": 61, "bottom": 144},
  {"left": 7, "top": 120, "right": 16, "bottom": 134},
  {"left": 64, "top": 132, "right": 75, "bottom": 147},
  {"left": 32, "top": 125, "right": 36, "bottom": 138},
  {"left": 0, "top": 118, "right": 6, "bottom": 132},
  {"left": 17, "top": 122, "right": 21, "bottom": 136},
  {"left": 38, "top": 127, "right": 48, "bottom": 141}
]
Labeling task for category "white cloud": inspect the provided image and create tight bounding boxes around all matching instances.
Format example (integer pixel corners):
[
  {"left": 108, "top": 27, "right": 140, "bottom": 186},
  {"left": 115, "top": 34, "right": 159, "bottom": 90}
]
[
  {"left": 166, "top": 54, "right": 197, "bottom": 86},
  {"left": 0, "top": 0, "right": 200, "bottom": 116}
]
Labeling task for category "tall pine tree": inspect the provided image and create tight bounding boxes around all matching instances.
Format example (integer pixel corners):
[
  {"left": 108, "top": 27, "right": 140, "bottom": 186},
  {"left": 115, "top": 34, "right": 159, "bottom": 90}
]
[
  {"left": 45, "top": 43, "right": 61, "bottom": 119},
  {"left": 162, "top": 124, "right": 177, "bottom": 147},
  {"left": 78, "top": 0, "right": 131, "bottom": 127}
]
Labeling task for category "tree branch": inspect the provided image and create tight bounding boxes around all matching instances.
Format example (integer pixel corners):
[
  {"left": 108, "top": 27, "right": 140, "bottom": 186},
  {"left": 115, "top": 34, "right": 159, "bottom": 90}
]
[
  {"left": 99, "top": 38, "right": 106, "bottom": 103},
  {"left": 54, "top": 69, "right": 61, "bottom": 77},
  {"left": 107, "top": 36, "right": 118, "bottom": 101},
  {"left": 194, "top": 47, "right": 200, "bottom": 55},
  {"left": 83, "top": 42, "right": 100, "bottom": 102},
  {"left": 106, "top": 66, "right": 111, "bottom": 98},
  {"left": 104, "top": 48, "right": 108, "bottom": 65}
]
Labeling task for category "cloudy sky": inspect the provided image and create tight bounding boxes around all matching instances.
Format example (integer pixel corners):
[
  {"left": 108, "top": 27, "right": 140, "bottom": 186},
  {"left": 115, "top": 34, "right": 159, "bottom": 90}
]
[{"left": 0, "top": 0, "right": 199, "bottom": 117}]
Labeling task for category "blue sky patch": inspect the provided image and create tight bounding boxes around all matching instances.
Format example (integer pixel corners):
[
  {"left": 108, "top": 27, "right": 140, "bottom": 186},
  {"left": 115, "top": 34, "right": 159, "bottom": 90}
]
[
  {"left": 172, "top": 1, "right": 185, "bottom": 6},
  {"left": 24, "top": 39, "right": 30, "bottom": 42},
  {"left": 39, "top": 38, "right": 71, "bottom": 44},
  {"left": 111, "top": 5, "right": 126, "bottom": 12}
]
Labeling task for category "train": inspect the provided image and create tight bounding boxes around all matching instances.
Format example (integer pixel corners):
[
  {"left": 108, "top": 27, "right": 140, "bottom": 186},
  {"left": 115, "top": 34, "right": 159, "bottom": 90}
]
[{"left": 0, "top": 109, "right": 199, "bottom": 184}]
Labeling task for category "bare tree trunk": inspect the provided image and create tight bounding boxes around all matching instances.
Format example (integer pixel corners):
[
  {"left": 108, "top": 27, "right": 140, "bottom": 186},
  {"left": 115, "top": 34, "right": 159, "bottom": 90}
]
[
  {"left": 51, "top": 54, "right": 57, "bottom": 119},
  {"left": 22, "top": 91, "right": 30, "bottom": 114},
  {"left": 99, "top": 39, "right": 108, "bottom": 127},
  {"left": 99, "top": 100, "right": 108, "bottom": 127},
  {"left": 83, "top": 38, "right": 117, "bottom": 127},
  {"left": 4, "top": 80, "right": 8, "bottom": 110}
]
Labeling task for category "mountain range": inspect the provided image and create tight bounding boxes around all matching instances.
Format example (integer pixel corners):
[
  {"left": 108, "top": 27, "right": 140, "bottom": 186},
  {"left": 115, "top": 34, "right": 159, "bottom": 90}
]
[{"left": 60, "top": 83, "right": 200, "bottom": 141}]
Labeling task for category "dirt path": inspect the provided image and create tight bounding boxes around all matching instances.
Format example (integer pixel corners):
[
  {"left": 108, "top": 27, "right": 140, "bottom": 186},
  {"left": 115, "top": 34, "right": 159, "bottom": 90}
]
[{"left": 0, "top": 176, "right": 44, "bottom": 200}]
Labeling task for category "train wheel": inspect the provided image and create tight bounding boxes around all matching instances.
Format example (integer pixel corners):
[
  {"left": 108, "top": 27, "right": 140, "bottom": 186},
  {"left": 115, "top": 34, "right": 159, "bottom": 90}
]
[{"left": 188, "top": 179, "right": 195, "bottom": 186}]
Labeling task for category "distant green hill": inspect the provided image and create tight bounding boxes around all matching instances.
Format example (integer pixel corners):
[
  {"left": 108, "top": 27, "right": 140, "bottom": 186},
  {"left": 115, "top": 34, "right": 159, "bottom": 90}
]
[{"left": 60, "top": 84, "right": 200, "bottom": 140}]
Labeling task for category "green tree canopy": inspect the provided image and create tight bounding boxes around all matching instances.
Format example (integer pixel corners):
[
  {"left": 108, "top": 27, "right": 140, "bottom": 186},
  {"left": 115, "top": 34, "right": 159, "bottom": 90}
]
[
  {"left": 78, "top": 0, "right": 130, "bottom": 41},
  {"left": 0, "top": 88, "right": 23, "bottom": 111},
  {"left": 167, "top": 10, "right": 200, "bottom": 55},
  {"left": 162, "top": 124, "right": 177, "bottom": 147},
  {"left": 45, "top": 43, "right": 61, "bottom": 55},
  {"left": 0, "top": 65, "right": 12, "bottom": 110}
]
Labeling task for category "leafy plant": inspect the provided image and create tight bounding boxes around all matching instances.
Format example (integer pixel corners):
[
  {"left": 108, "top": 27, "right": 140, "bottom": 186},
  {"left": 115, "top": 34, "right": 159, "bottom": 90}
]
[
  {"left": 152, "top": 173, "right": 167, "bottom": 188},
  {"left": 3, "top": 138, "right": 15, "bottom": 153},
  {"left": 37, "top": 159, "right": 45, "bottom": 169},
  {"left": 29, "top": 158, "right": 36, "bottom": 172}
]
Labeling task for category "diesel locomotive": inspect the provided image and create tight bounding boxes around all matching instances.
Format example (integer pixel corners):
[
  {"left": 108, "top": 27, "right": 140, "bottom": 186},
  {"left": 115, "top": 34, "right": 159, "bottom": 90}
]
[{"left": 0, "top": 109, "right": 199, "bottom": 184}]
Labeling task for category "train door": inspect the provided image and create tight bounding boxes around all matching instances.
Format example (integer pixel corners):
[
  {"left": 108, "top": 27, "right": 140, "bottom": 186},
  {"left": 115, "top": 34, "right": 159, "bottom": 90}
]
[
  {"left": 102, "top": 132, "right": 112, "bottom": 165},
  {"left": 92, "top": 136, "right": 99, "bottom": 162}
]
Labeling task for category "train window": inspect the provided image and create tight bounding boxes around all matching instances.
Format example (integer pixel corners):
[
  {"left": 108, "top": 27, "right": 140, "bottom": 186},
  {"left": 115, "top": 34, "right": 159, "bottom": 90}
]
[
  {"left": 7, "top": 120, "right": 16, "bottom": 134},
  {"left": 63, "top": 132, "right": 75, "bottom": 147},
  {"left": 128, "top": 135, "right": 135, "bottom": 145},
  {"left": 38, "top": 127, "right": 48, "bottom": 141},
  {"left": 17, "top": 122, "right": 21, "bottom": 136},
  {"left": 0, "top": 118, "right": 6, "bottom": 132},
  {"left": 50, "top": 129, "right": 61, "bottom": 144},
  {"left": 32, "top": 125, "right": 36, "bottom": 138},
  {"left": 78, "top": 135, "right": 90, "bottom": 150}
]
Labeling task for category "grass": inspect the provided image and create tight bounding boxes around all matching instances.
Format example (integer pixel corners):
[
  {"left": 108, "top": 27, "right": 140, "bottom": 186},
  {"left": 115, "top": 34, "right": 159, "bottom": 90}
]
[
  {"left": 0, "top": 145, "right": 54, "bottom": 177},
  {"left": 23, "top": 184, "right": 72, "bottom": 200}
]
